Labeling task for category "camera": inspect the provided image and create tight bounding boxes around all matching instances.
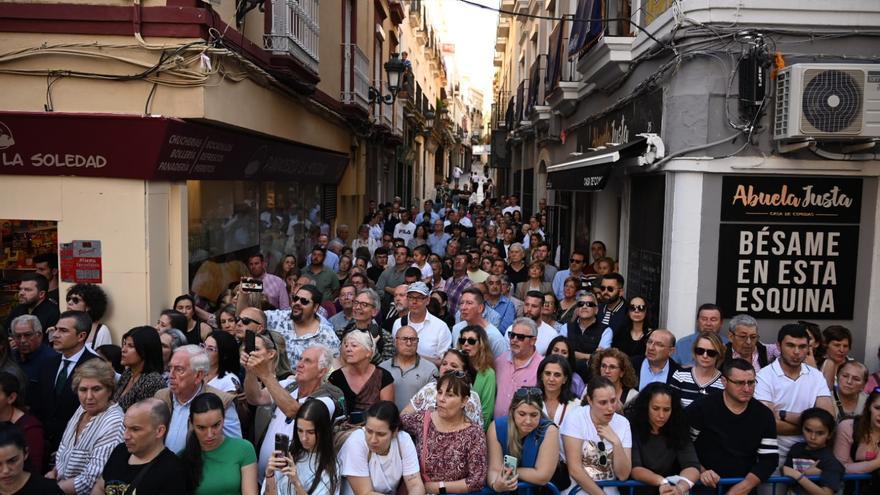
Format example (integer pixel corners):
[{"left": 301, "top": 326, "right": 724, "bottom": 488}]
[{"left": 241, "top": 278, "right": 263, "bottom": 292}]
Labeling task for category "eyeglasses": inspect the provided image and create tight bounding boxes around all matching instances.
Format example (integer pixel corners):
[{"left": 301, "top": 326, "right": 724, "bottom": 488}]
[
  {"left": 514, "top": 387, "right": 543, "bottom": 401},
  {"left": 508, "top": 331, "right": 534, "bottom": 341},
  {"left": 200, "top": 343, "right": 218, "bottom": 353},
  {"left": 733, "top": 334, "right": 759, "bottom": 342},
  {"left": 66, "top": 295, "right": 82, "bottom": 304},
  {"left": 629, "top": 304, "right": 646, "bottom": 312},
  {"left": 236, "top": 316, "right": 260, "bottom": 326},
  {"left": 726, "top": 378, "right": 757, "bottom": 388},
  {"left": 577, "top": 300, "right": 598, "bottom": 308},
  {"left": 596, "top": 441, "right": 608, "bottom": 466},
  {"left": 396, "top": 336, "right": 419, "bottom": 344},
  {"left": 569, "top": 258, "right": 585, "bottom": 264},
  {"left": 458, "top": 337, "right": 479, "bottom": 346},
  {"left": 599, "top": 286, "right": 617, "bottom": 292},
  {"left": 695, "top": 347, "right": 719, "bottom": 358},
  {"left": 291, "top": 296, "right": 313, "bottom": 305},
  {"left": 353, "top": 300, "right": 375, "bottom": 309}
]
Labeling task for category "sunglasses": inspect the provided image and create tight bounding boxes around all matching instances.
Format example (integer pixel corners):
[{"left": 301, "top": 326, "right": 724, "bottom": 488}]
[
  {"left": 596, "top": 441, "right": 608, "bottom": 466},
  {"left": 458, "top": 337, "right": 479, "bottom": 346},
  {"left": 443, "top": 370, "right": 468, "bottom": 379},
  {"left": 569, "top": 258, "right": 585, "bottom": 264},
  {"left": 629, "top": 304, "right": 646, "bottom": 312},
  {"left": 514, "top": 387, "right": 543, "bottom": 401},
  {"left": 577, "top": 300, "right": 598, "bottom": 308},
  {"left": 291, "top": 296, "right": 313, "bottom": 305},
  {"left": 236, "top": 316, "right": 260, "bottom": 326},
  {"left": 599, "top": 286, "right": 617, "bottom": 292},
  {"left": 695, "top": 347, "right": 719, "bottom": 358},
  {"left": 508, "top": 331, "right": 533, "bottom": 341},
  {"left": 66, "top": 295, "right": 82, "bottom": 304}
]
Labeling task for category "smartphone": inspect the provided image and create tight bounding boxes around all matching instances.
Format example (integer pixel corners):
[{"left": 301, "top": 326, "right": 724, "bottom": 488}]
[
  {"left": 274, "top": 433, "right": 290, "bottom": 457},
  {"left": 241, "top": 278, "right": 263, "bottom": 292},
  {"left": 503, "top": 455, "right": 518, "bottom": 478},
  {"left": 350, "top": 410, "right": 365, "bottom": 424},
  {"left": 244, "top": 330, "right": 256, "bottom": 353}
]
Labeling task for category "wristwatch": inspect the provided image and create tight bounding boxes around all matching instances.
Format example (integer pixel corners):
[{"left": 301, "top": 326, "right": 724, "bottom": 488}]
[
  {"left": 779, "top": 410, "right": 788, "bottom": 422},
  {"left": 439, "top": 481, "right": 447, "bottom": 494}
]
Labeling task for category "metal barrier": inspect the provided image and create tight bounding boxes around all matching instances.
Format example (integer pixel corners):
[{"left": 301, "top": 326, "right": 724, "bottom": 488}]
[
  {"left": 565, "top": 473, "right": 874, "bottom": 494},
  {"left": 465, "top": 480, "right": 562, "bottom": 495}
]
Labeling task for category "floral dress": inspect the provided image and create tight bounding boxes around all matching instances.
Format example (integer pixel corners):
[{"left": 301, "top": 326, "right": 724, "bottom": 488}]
[{"left": 400, "top": 412, "right": 487, "bottom": 493}]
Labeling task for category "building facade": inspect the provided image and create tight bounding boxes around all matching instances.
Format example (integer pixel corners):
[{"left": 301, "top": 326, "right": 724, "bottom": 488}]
[{"left": 491, "top": 0, "right": 880, "bottom": 368}]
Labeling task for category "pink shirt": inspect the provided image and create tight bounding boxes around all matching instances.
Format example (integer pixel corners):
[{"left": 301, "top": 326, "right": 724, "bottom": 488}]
[
  {"left": 493, "top": 350, "right": 541, "bottom": 418},
  {"left": 258, "top": 272, "right": 290, "bottom": 310}
]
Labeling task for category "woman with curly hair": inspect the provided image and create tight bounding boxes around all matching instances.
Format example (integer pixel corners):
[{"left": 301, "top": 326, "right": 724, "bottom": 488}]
[
  {"left": 65, "top": 283, "right": 112, "bottom": 350},
  {"left": 591, "top": 348, "right": 638, "bottom": 411}
]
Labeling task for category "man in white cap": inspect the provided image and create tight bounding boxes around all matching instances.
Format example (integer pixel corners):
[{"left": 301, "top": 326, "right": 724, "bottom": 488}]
[{"left": 391, "top": 281, "right": 451, "bottom": 367}]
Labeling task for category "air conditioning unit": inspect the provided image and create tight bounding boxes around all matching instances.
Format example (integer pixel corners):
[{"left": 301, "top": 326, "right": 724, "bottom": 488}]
[{"left": 773, "top": 63, "right": 880, "bottom": 141}]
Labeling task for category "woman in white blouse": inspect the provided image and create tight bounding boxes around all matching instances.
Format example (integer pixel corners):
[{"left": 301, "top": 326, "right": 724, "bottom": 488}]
[
  {"left": 46, "top": 359, "right": 124, "bottom": 495},
  {"left": 339, "top": 401, "right": 425, "bottom": 495}
]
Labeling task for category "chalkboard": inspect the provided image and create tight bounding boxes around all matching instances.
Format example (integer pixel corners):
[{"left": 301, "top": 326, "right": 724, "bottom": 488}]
[{"left": 626, "top": 175, "right": 665, "bottom": 328}]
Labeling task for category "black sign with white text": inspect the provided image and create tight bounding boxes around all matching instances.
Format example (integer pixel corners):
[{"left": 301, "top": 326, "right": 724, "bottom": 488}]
[{"left": 716, "top": 176, "right": 862, "bottom": 320}]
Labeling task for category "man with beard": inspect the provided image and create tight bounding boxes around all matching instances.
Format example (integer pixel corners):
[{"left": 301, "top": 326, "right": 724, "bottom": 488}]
[
  {"left": 451, "top": 287, "right": 508, "bottom": 358},
  {"left": 511, "top": 290, "right": 560, "bottom": 356},
  {"left": 533, "top": 241, "right": 557, "bottom": 283},
  {"left": 270, "top": 284, "right": 339, "bottom": 368},
  {"left": 755, "top": 323, "right": 832, "bottom": 469},
  {"left": 341, "top": 288, "right": 394, "bottom": 364},
  {"left": 306, "top": 246, "right": 339, "bottom": 302},
  {"left": 382, "top": 284, "right": 409, "bottom": 335},
  {"left": 596, "top": 273, "right": 628, "bottom": 334},
  {"left": 3, "top": 273, "right": 59, "bottom": 336},
  {"left": 246, "top": 253, "right": 290, "bottom": 311}
]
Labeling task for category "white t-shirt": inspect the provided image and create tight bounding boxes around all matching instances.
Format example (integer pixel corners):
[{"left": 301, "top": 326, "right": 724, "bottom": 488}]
[
  {"left": 412, "top": 262, "right": 433, "bottom": 283},
  {"left": 339, "top": 429, "right": 419, "bottom": 495},
  {"left": 560, "top": 405, "right": 632, "bottom": 495},
  {"left": 84, "top": 324, "right": 113, "bottom": 353},
  {"left": 207, "top": 373, "right": 241, "bottom": 394},
  {"left": 393, "top": 222, "right": 416, "bottom": 243},
  {"left": 505, "top": 320, "right": 559, "bottom": 356},
  {"left": 259, "top": 377, "right": 298, "bottom": 475},
  {"left": 262, "top": 451, "right": 335, "bottom": 495},
  {"left": 392, "top": 312, "right": 451, "bottom": 360}
]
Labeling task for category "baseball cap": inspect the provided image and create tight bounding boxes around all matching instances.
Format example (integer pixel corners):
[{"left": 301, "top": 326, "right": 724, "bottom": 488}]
[{"left": 406, "top": 281, "right": 430, "bottom": 297}]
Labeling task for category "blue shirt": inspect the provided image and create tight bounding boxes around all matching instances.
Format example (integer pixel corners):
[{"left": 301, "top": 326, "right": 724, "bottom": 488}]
[
  {"left": 485, "top": 296, "right": 516, "bottom": 334},
  {"left": 307, "top": 250, "right": 339, "bottom": 272},
  {"left": 427, "top": 232, "right": 451, "bottom": 257},
  {"left": 451, "top": 320, "right": 509, "bottom": 358},
  {"left": 12, "top": 343, "right": 57, "bottom": 383},
  {"left": 166, "top": 386, "right": 242, "bottom": 454},
  {"left": 639, "top": 359, "right": 671, "bottom": 391},
  {"left": 416, "top": 210, "right": 440, "bottom": 225},
  {"left": 551, "top": 269, "right": 573, "bottom": 300},
  {"left": 672, "top": 332, "right": 730, "bottom": 367}
]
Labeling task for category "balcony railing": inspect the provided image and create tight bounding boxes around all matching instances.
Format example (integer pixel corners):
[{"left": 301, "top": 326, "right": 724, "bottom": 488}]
[
  {"left": 527, "top": 54, "right": 547, "bottom": 115},
  {"left": 265, "top": 0, "right": 320, "bottom": 73},
  {"left": 547, "top": 20, "right": 581, "bottom": 94},
  {"left": 341, "top": 43, "right": 370, "bottom": 110}
]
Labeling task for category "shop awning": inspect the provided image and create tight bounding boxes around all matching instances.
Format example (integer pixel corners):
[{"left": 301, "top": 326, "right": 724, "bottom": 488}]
[{"left": 546, "top": 136, "right": 648, "bottom": 191}]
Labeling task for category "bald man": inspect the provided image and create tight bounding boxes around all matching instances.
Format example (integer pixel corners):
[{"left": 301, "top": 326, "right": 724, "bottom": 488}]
[{"left": 633, "top": 329, "right": 681, "bottom": 391}]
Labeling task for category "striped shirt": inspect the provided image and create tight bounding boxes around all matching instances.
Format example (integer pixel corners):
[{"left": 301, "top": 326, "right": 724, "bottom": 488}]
[
  {"left": 669, "top": 368, "right": 725, "bottom": 407},
  {"left": 56, "top": 404, "right": 125, "bottom": 495}
]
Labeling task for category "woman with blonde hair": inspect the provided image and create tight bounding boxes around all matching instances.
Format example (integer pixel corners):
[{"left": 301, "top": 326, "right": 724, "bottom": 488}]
[
  {"left": 328, "top": 330, "right": 394, "bottom": 424},
  {"left": 591, "top": 348, "right": 638, "bottom": 411},
  {"left": 669, "top": 331, "right": 726, "bottom": 408}
]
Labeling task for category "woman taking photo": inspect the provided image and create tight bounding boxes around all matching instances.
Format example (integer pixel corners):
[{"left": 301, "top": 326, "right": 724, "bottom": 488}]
[
  {"left": 0, "top": 423, "right": 62, "bottom": 494},
  {"left": 174, "top": 295, "right": 212, "bottom": 345},
  {"left": 401, "top": 373, "right": 487, "bottom": 494},
  {"left": 339, "top": 401, "right": 425, "bottom": 495},
  {"left": 561, "top": 376, "right": 632, "bottom": 495},
  {"left": 65, "top": 283, "right": 113, "bottom": 350},
  {"left": 113, "top": 326, "right": 166, "bottom": 411},
  {"left": 547, "top": 336, "right": 585, "bottom": 398},
  {"left": 182, "top": 393, "right": 257, "bottom": 495},
  {"left": 328, "top": 331, "right": 394, "bottom": 423},
  {"left": 833, "top": 360, "right": 868, "bottom": 421},
  {"left": 833, "top": 388, "right": 880, "bottom": 478},
  {"left": 515, "top": 262, "right": 551, "bottom": 301},
  {"left": 403, "top": 349, "right": 483, "bottom": 428},
  {"left": 0, "top": 372, "right": 43, "bottom": 473},
  {"left": 204, "top": 331, "right": 242, "bottom": 394},
  {"left": 47, "top": 360, "right": 124, "bottom": 495},
  {"left": 538, "top": 355, "right": 579, "bottom": 426},
  {"left": 556, "top": 277, "right": 581, "bottom": 324},
  {"left": 264, "top": 399, "right": 337, "bottom": 495},
  {"left": 542, "top": 294, "right": 566, "bottom": 334},
  {"left": 505, "top": 243, "right": 528, "bottom": 292},
  {"left": 590, "top": 348, "right": 638, "bottom": 412},
  {"left": 487, "top": 387, "right": 560, "bottom": 493},
  {"left": 668, "top": 331, "right": 726, "bottom": 408},
  {"left": 611, "top": 297, "right": 652, "bottom": 359},
  {"left": 626, "top": 383, "right": 699, "bottom": 495},
  {"left": 456, "top": 325, "right": 496, "bottom": 428}
]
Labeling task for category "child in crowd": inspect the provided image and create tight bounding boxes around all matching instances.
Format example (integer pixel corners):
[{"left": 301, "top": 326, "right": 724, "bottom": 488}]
[{"left": 781, "top": 407, "right": 844, "bottom": 495}]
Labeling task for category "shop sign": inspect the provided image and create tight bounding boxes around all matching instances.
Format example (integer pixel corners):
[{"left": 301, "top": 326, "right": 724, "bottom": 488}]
[
  {"left": 0, "top": 112, "right": 348, "bottom": 183},
  {"left": 576, "top": 89, "right": 662, "bottom": 150},
  {"left": 60, "top": 240, "right": 102, "bottom": 284},
  {"left": 716, "top": 176, "right": 862, "bottom": 319}
]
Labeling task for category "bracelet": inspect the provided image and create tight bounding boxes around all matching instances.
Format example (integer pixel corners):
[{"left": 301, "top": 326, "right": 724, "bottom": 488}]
[
  {"left": 796, "top": 473, "right": 806, "bottom": 482},
  {"left": 265, "top": 473, "right": 275, "bottom": 479}
]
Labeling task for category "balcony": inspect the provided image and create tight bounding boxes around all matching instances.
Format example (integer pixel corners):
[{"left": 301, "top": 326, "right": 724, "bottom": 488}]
[
  {"left": 515, "top": 0, "right": 529, "bottom": 14},
  {"left": 576, "top": 36, "right": 635, "bottom": 88},
  {"left": 546, "top": 19, "right": 587, "bottom": 116},
  {"left": 497, "top": 17, "right": 511, "bottom": 37},
  {"left": 340, "top": 43, "right": 370, "bottom": 111},
  {"left": 527, "top": 54, "right": 551, "bottom": 125},
  {"left": 500, "top": 0, "right": 515, "bottom": 13},
  {"left": 408, "top": 0, "right": 422, "bottom": 28},
  {"left": 494, "top": 52, "right": 503, "bottom": 67},
  {"left": 566, "top": 0, "right": 634, "bottom": 88},
  {"left": 265, "top": 0, "right": 320, "bottom": 74}
]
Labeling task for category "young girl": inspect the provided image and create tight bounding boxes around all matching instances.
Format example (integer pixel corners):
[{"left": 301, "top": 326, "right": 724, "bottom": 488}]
[{"left": 782, "top": 407, "right": 844, "bottom": 495}]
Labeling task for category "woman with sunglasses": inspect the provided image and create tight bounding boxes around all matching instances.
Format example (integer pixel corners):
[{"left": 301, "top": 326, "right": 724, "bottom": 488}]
[
  {"left": 668, "top": 331, "right": 726, "bottom": 408},
  {"left": 538, "top": 355, "right": 579, "bottom": 426},
  {"left": 401, "top": 372, "right": 488, "bottom": 494},
  {"left": 626, "top": 383, "right": 699, "bottom": 495},
  {"left": 65, "top": 283, "right": 112, "bottom": 351},
  {"left": 591, "top": 348, "right": 639, "bottom": 413},
  {"left": 402, "top": 349, "right": 484, "bottom": 428},
  {"left": 562, "top": 376, "right": 632, "bottom": 495},
  {"left": 556, "top": 277, "right": 581, "bottom": 325},
  {"left": 204, "top": 331, "right": 242, "bottom": 394},
  {"left": 456, "top": 325, "right": 496, "bottom": 429},
  {"left": 548, "top": 336, "right": 586, "bottom": 399},
  {"left": 113, "top": 326, "right": 166, "bottom": 411},
  {"left": 611, "top": 297, "right": 652, "bottom": 360},
  {"left": 487, "top": 387, "right": 561, "bottom": 493},
  {"left": 174, "top": 294, "right": 212, "bottom": 345},
  {"left": 833, "top": 388, "right": 880, "bottom": 482}
]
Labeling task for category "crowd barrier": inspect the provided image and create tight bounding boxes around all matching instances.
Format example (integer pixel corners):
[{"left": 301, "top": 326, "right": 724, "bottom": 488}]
[{"left": 463, "top": 473, "right": 873, "bottom": 495}]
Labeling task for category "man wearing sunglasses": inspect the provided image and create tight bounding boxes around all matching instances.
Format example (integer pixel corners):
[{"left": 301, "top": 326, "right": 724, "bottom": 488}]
[
  {"left": 596, "top": 273, "right": 628, "bottom": 334},
  {"left": 272, "top": 285, "right": 340, "bottom": 369},
  {"left": 494, "top": 317, "right": 542, "bottom": 418},
  {"left": 551, "top": 250, "right": 588, "bottom": 300},
  {"left": 235, "top": 307, "right": 293, "bottom": 379},
  {"left": 686, "top": 358, "right": 778, "bottom": 495}
]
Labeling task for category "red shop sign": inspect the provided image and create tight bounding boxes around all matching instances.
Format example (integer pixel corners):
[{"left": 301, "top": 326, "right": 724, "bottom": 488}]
[{"left": 60, "top": 240, "right": 103, "bottom": 284}]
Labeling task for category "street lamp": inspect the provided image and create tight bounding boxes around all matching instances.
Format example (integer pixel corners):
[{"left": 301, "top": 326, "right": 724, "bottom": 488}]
[
  {"left": 368, "top": 53, "right": 406, "bottom": 105},
  {"left": 421, "top": 109, "right": 436, "bottom": 201}
]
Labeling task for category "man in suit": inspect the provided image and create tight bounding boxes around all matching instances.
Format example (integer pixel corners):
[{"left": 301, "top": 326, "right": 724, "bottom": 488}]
[
  {"left": 33, "top": 310, "right": 99, "bottom": 458},
  {"left": 633, "top": 329, "right": 680, "bottom": 391}
]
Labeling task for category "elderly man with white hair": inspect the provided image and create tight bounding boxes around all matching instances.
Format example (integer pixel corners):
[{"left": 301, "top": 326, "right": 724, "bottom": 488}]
[{"left": 154, "top": 344, "right": 242, "bottom": 453}]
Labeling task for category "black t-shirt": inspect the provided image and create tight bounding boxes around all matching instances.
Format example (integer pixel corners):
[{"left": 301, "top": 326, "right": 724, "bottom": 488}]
[
  {"left": 784, "top": 442, "right": 844, "bottom": 492},
  {"left": 11, "top": 474, "right": 64, "bottom": 495},
  {"left": 101, "top": 444, "right": 187, "bottom": 495}
]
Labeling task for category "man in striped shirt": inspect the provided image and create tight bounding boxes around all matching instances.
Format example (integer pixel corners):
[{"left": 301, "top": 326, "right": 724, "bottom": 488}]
[{"left": 686, "top": 358, "right": 778, "bottom": 495}]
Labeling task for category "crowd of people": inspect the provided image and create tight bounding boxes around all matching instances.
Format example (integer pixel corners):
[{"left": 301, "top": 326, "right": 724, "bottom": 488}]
[{"left": 0, "top": 193, "right": 879, "bottom": 495}]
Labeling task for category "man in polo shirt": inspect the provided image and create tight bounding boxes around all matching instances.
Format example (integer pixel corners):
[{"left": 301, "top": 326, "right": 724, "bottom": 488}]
[
  {"left": 755, "top": 323, "right": 833, "bottom": 469},
  {"left": 725, "top": 314, "right": 779, "bottom": 372},
  {"left": 391, "top": 282, "right": 451, "bottom": 367},
  {"left": 246, "top": 253, "right": 290, "bottom": 311},
  {"left": 306, "top": 247, "right": 339, "bottom": 302},
  {"left": 427, "top": 220, "right": 451, "bottom": 257},
  {"left": 452, "top": 287, "right": 508, "bottom": 358},
  {"left": 494, "top": 317, "right": 542, "bottom": 418},
  {"left": 673, "top": 303, "right": 726, "bottom": 366},
  {"left": 484, "top": 274, "right": 516, "bottom": 333},
  {"left": 565, "top": 292, "right": 612, "bottom": 379},
  {"left": 380, "top": 325, "right": 437, "bottom": 411},
  {"left": 376, "top": 245, "right": 410, "bottom": 305},
  {"left": 634, "top": 329, "right": 680, "bottom": 391}
]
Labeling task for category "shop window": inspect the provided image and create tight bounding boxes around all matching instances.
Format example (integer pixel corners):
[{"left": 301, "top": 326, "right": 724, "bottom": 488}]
[{"left": 0, "top": 220, "right": 58, "bottom": 316}]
